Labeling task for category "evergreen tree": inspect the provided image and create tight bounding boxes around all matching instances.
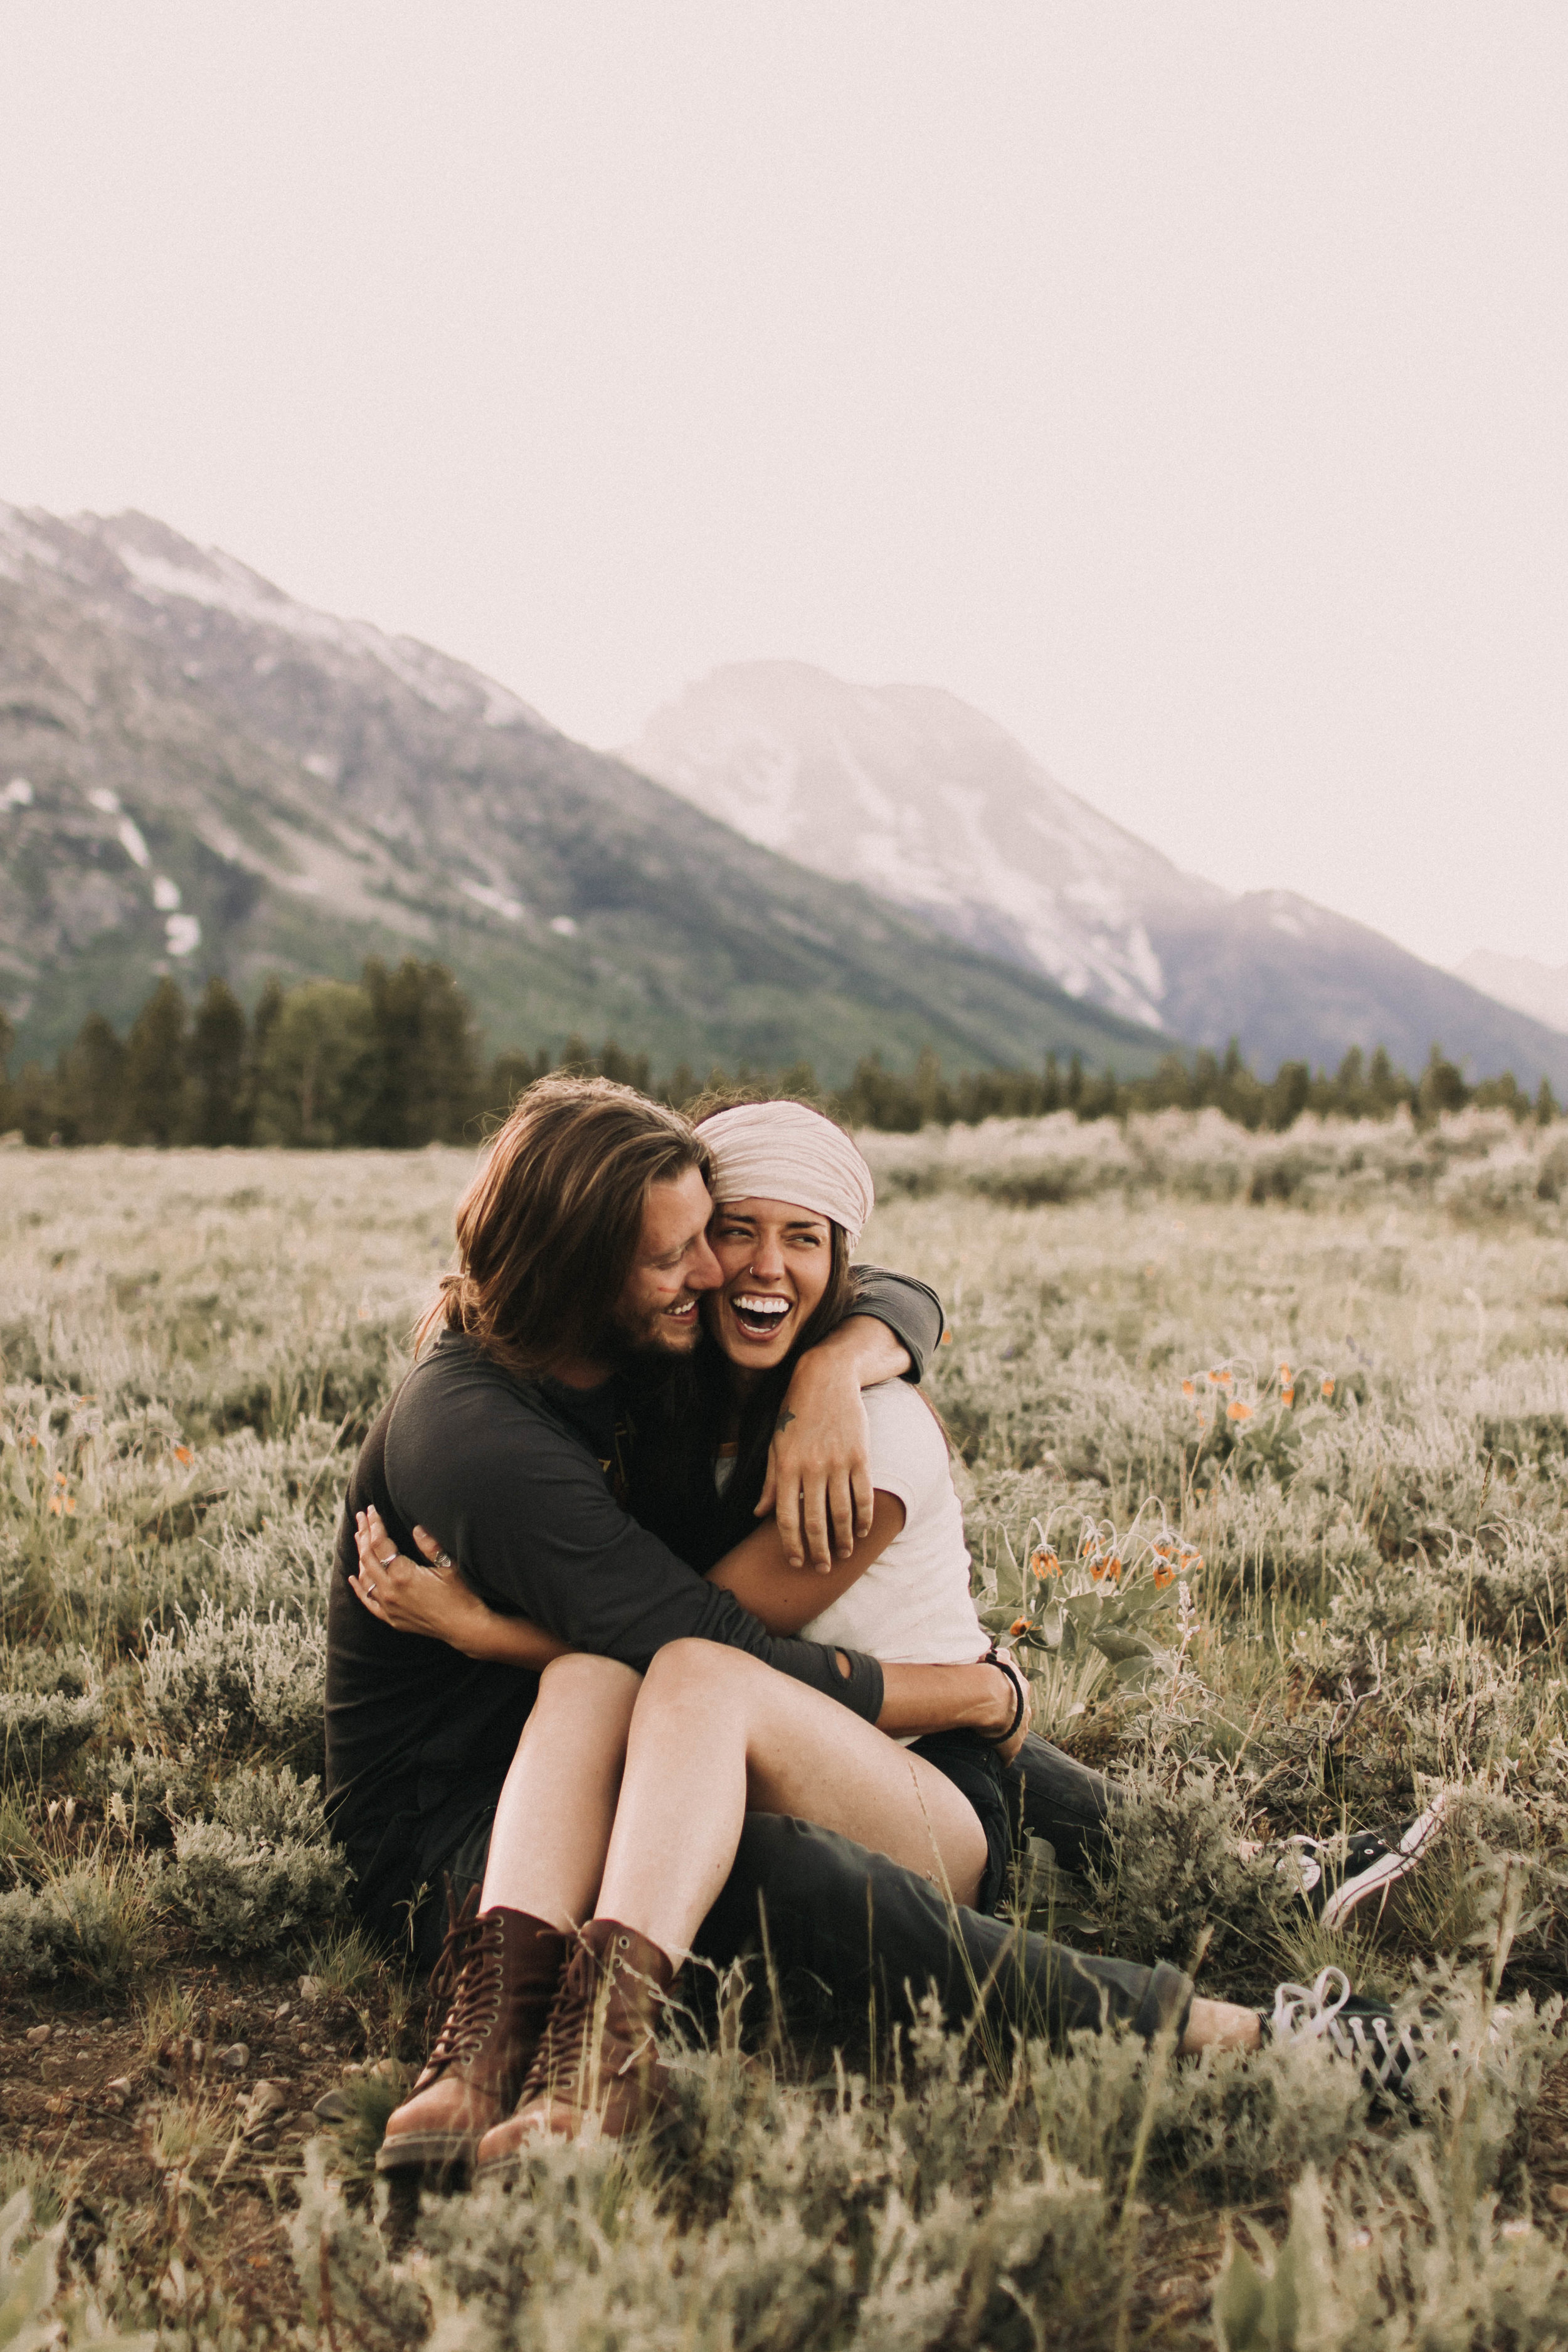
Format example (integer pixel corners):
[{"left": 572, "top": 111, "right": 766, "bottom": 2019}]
[
  {"left": 188, "top": 979, "right": 248, "bottom": 1146},
  {"left": 121, "top": 978, "right": 189, "bottom": 1145},
  {"left": 1537, "top": 1078, "right": 1558, "bottom": 1126},
  {"left": 597, "top": 1039, "right": 652, "bottom": 1094},
  {"left": 1416, "top": 1046, "right": 1469, "bottom": 1125},
  {"left": 662, "top": 1062, "right": 698, "bottom": 1109},
  {"left": 254, "top": 980, "right": 374, "bottom": 1147},
  {"left": 488, "top": 1046, "right": 550, "bottom": 1116},
  {"left": 1264, "top": 1060, "right": 1311, "bottom": 1131},
  {"left": 241, "top": 977, "right": 286, "bottom": 1143},
  {"left": 15, "top": 1062, "right": 58, "bottom": 1145},
  {"left": 361, "top": 958, "right": 483, "bottom": 1146},
  {"left": 1333, "top": 1046, "right": 1367, "bottom": 1118},
  {"left": 56, "top": 1013, "right": 127, "bottom": 1143}
]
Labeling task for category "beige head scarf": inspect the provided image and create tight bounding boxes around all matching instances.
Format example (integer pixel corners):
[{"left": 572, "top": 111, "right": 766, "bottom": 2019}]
[{"left": 697, "top": 1100, "right": 876, "bottom": 1249}]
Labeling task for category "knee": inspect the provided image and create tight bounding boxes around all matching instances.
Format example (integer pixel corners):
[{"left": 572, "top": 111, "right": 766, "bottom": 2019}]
[
  {"left": 642, "top": 1638, "right": 758, "bottom": 1700},
  {"left": 538, "top": 1651, "right": 642, "bottom": 1711}
]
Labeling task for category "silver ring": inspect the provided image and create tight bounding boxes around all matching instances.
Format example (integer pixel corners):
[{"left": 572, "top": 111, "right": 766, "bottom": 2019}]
[
  {"left": 365, "top": 1579, "right": 377, "bottom": 1597},
  {"left": 378, "top": 1548, "right": 397, "bottom": 1569},
  {"left": 435, "top": 1549, "right": 455, "bottom": 1571}
]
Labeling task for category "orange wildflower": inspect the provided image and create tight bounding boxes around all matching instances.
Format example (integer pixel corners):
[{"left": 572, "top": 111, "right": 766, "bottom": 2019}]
[
  {"left": 1010, "top": 1617, "right": 1031, "bottom": 1638},
  {"left": 1089, "top": 1556, "right": 1107, "bottom": 1582},
  {"left": 1104, "top": 1554, "right": 1123, "bottom": 1582},
  {"left": 1153, "top": 1562, "right": 1175, "bottom": 1589},
  {"left": 1217, "top": 1369, "right": 1234, "bottom": 1389},
  {"left": 1227, "top": 1399, "right": 1253, "bottom": 1422},
  {"left": 1281, "top": 1386, "right": 1295, "bottom": 1407},
  {"left": 1322, "top": 1377, "right": 1335, "bottom": 1399},
  {"left": 1181, "top": 1379, "right": 1195, "bottom": 1400},
  {"left": 1030, "top": 1549, "right": 1059, "bottom": 1580},
  {"left": 173, "top": 1444, "right": 193, "bottom": 1466}
]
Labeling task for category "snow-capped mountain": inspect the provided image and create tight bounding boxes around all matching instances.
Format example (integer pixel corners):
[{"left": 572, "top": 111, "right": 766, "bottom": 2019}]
[
  {"left": 630, "top": 664, "right": 1207, "bottom": 1030},
  {"left": 0, "top": 506, "right": 1166, "bottom": 1081},
  {"left": 628, "top": 662, "right": 1568, "bottom": 1086}
]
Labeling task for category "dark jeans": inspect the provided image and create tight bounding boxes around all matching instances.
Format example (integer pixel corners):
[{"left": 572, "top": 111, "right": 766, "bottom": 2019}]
[
  {"left": 1000, "top": 1729, "right": 1120, "bottom": 1878},
  {"left": 413, "top": 1730, "right": 1185, "bottom": 2051}
]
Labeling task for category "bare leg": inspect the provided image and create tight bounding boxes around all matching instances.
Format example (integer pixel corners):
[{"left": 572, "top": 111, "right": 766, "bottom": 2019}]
[
  {"left": 593, "top": 1639, "right": 988, "bottom": 1959},
  {"left": 1182, "top": 2000, "right": 1261, "bottom": 2053},
  {"left": 479, "top": 1651, "right": 642, "bottom": 1929}
]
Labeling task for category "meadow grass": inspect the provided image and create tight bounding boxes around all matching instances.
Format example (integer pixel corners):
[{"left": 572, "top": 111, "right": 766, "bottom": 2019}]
[{"left": 4, "top": 1117, "right": 1568, "bottom": 2348}]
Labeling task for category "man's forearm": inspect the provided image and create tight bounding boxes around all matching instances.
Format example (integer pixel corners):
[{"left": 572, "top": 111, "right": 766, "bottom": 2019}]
[
  {"left": 877, "top": 1661, "right": 1014, "bottom": 1740},
  {"left": 788, "top": 1313, "right": 910, "bottom": 1398}
]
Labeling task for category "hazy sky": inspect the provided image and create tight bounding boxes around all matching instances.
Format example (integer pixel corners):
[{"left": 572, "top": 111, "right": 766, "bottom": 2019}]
[{"left": 3, "top": 4, "right": 1564, "bottom": 972}]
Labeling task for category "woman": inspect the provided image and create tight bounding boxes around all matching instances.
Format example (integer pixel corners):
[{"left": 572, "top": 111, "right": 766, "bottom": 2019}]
[{"left": 356, "top": 1100, "right": 1040, "bottom": 2166}]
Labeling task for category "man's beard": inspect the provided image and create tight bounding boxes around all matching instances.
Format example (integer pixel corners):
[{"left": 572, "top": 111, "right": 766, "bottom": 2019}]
[{"left": 590, "top": 1293, "right": 706, "bottom": 1374}]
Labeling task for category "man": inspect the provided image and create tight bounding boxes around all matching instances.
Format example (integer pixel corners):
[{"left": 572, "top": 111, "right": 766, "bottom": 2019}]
[{"left": 328, "top": 1078, "right": 1271, "bottom": 2180}]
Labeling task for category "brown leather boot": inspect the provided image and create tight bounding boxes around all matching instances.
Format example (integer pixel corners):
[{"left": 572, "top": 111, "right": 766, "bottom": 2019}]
[
  {"left": 376, "top": 1890, "right": 568, "bottom": 2180},
  {"left": 475, "top": 1919, "right": 677, "bottom": 2171}
]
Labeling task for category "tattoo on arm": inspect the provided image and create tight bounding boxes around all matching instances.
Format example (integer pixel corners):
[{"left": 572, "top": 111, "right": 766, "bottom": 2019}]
[{"left": 775, "top": 1408, "right": 797, "bottom": 1434}]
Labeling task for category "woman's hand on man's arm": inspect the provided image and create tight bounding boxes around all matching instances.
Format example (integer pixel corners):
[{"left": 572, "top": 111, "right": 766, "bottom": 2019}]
[{"left": 351, "top": 1507, "right": 569, "bottom": 1670}]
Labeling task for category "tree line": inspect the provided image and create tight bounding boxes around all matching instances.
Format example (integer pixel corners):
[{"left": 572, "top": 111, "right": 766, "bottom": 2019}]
[
  {"left": 0, "top": 963, "right": 487, "bottom": 1148},
  {"left": 833, "top": 1041, "right": 1559, "bottom": 1133},
  {"left": 0, "top": 965, "right": 1557, "bottom": 1147}
]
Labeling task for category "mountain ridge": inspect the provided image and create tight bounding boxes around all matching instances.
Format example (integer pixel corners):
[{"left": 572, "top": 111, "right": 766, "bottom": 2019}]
[
  {"left": 0, "top": 506, "right": 1165, "bottom": 1084},
  {"left": 628, "top": 659, "right": 1568, "bottom": 1091}
]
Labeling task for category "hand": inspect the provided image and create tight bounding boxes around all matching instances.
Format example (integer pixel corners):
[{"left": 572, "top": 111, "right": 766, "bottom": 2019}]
[
  {"left": 986, "top": 1650, "right": 1034, "bottom": 1769},
  {"left": 351, "top": 1506, "right": 497, "bottom": 1657},
  {"left": 756, "top": 1354, "right": 873, "bottom": 1572}
]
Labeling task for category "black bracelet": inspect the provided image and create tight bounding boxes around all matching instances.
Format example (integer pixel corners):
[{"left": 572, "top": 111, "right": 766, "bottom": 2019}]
[{"left": 979, "top": 1645, "right": 1027, "bottom": 1746}]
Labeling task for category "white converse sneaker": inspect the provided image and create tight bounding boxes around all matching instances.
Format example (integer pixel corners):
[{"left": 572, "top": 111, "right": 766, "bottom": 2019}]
[
  {"left": 1264, "top": 1966, "right": 1431, "bottom": 2095},
  {"left": 1278, "top": 1794, "right": 1448, "bottom": 1931}
]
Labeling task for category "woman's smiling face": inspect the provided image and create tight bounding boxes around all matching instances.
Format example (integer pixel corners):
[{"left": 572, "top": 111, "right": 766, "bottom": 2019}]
[{"left": 706, "top": 1196, "right": 834, "bottom": 1374}]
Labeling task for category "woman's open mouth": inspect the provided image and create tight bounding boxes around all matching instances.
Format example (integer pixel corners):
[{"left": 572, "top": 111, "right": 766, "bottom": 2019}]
[{"left": 728, "top": 1291, "right": 793, "bottom": 1341}]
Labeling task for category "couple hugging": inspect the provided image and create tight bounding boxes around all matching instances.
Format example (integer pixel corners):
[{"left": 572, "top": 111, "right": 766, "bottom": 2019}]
[{"left": 326, "top": 1079, "right": 1444, "bottom": 2186}]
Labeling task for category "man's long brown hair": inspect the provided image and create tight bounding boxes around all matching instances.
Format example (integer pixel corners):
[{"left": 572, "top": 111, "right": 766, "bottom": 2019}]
[{"left": 419, "top": 1075, "right": 711, "bottom": 1379}]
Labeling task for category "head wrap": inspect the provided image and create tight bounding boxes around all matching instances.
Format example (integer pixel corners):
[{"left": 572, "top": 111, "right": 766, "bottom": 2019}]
[{"left": 697, "top": 1100, "right": 876, "bottom": 1249}]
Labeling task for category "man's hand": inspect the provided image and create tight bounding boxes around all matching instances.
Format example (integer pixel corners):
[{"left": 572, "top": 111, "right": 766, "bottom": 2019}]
[
  {"left": 756, "top": 1313, "right": 912, "bottom": 1570},
  {"left": 757, "top": 1351, "right": 873, "bottom": 1571}
]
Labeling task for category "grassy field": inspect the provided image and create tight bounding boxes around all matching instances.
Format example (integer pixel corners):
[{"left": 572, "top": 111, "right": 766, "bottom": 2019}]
[{"left": 4, "top": 1111, "right": 1568, "bottom": 2349}]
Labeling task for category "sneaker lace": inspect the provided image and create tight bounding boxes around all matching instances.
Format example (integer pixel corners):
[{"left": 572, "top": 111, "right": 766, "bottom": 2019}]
[
  {"left": 1271, "top": 1966, "right": 1422, "bottom": 2092},
  {"left": 1270, "top": 1965, "right": 1352, "bottom": 2045}
]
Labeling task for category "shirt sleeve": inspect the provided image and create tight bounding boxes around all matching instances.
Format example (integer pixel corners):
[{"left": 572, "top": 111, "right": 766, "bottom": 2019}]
[
  {"left": 860, "top": 1380, "right": 948, "bottom": 1516},
  {"left": 844, "top": 1264, "right": 945, "bottom": 1382},
  {"left": 383, "top": 1362, "right": 885, "bottom": 1720}
]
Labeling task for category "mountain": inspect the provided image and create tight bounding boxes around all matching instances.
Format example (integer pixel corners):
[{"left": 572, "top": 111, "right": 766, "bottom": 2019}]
[
  {"left": 1455, "top": 950, "right": 1568, "bottom": 1039},
  {"left": 628, "top": 662, "right": 1568, "bottom": 1090},
  {"left": 0, "top": 506, "right": 1166, "bottom": 1084}
]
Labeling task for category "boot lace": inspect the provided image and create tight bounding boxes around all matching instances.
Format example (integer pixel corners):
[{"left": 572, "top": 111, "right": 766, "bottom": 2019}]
[{"left": 423, "top": 1892, "right": 505, "bottom": 2077}]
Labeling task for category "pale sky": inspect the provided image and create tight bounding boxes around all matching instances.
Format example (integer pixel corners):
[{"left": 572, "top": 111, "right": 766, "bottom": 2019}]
[{"left": 3, "top": 4, "right": 1564, "bottom": 972}]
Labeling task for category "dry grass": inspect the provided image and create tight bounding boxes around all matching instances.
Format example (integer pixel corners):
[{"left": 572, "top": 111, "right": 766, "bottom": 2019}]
[{"left": 4, "top": 1119, "right": 1568, "bottom": 2348}]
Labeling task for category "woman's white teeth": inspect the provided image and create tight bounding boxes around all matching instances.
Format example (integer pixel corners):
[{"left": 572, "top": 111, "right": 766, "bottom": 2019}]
[{"left": 734, "top": 1293, "right": 790, "bottom": 1329}]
